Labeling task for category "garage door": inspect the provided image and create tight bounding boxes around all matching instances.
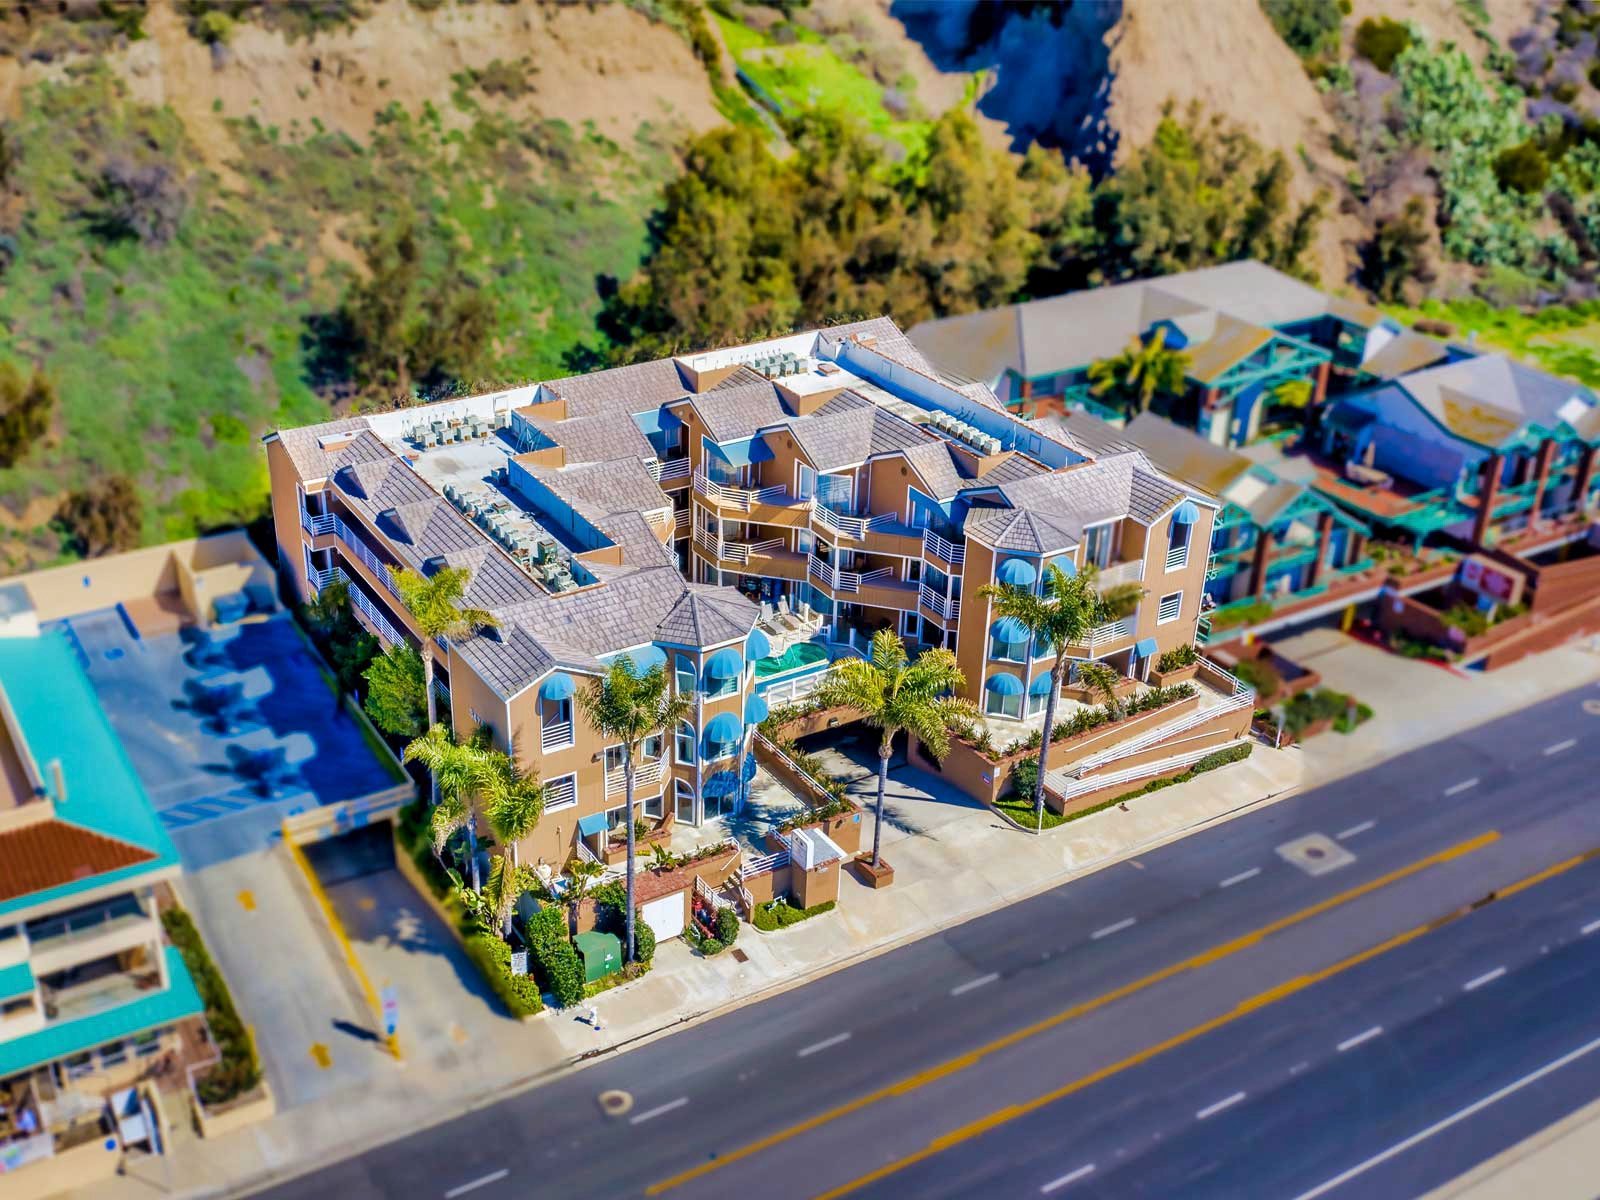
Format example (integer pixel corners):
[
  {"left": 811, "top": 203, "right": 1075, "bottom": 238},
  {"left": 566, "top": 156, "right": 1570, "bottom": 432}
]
[{"left": 641, "top": 892, "right": 685, "bottom": 941}]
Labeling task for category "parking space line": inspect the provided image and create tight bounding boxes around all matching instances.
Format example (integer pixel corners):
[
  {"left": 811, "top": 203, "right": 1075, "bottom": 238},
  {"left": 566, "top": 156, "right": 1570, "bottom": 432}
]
[
  {"left": 1464, "top": 966, "right": 1506, "bottom": 992},
  {"left": 1545, "top": 739, "right": 1577, "bottom": 756},
  {"left": 444, "top": 1169, "right": 509, "bottom": 1198},
  {"left": 1337, "top": 1026, "right": 1383, "bottom": 1052},
  {"left": 798, "top": 1033, "right": 852, "bottom": 1058},
  {"left": 1337, "top": 821, "right": 1375, "bottom": 840}
]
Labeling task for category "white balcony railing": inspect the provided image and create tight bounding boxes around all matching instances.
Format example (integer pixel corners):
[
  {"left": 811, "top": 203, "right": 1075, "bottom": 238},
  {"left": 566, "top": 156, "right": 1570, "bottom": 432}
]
[
  {"left": 574, "top": 838, "right": 624, "bottom": 882},
  {"left": 545, "top": 776, "right": 577, "bottom": 812},
  {"left": 310, "top": 564, "right": 346, "bottom": 593},
  {"left": 808, "top": 555, "right": 860, "bottom": 593},
  {"left": 605, "top": 756, "right": 665, "bottom": 797},
  {"left": 811, "top": 504, "right": 895, "bottom": 541},
  {"left": 918, "top": 583, "right": 961, "bottom": 621},
  {"left": 1094, "top": 558, "right": 1146, "bottom": 589},
  {"left": 693, "top": 526, "right": 783, "bottom": 565},
  {"left": 346, "top": 580, "right": 408, "bottom": 649},
  {"left": 693, "top": 471, "right": 794, "bottom": 511},
  {"left": 1165, "top": 544, "right": 1189, "bottom": 573},
  {"left": 541, "top": 721, "right": 573, "bottom": 752},
  {"left": 335, "top": 517, "right": 402, "bottom": 598},
  {"left": 921, "top": 528, "right": 965, "bottom": 566},
  {"left": 674, "top": 510, "right": 691, "bottom": 535},
  {"left": 742, "top": 848, "right": 790, "bottom": 876},
  {"left": 759, "top": 670, "right": 827, "bottom": 707},
  {"left": 1082, "top": 614, "right": 1137, "bottom": 654},
  {"left": 649, "top": 457, "right": 691, "bottom": 483},
  {"left": 300, "top": 507, "right": 336, "bottom": 537}
]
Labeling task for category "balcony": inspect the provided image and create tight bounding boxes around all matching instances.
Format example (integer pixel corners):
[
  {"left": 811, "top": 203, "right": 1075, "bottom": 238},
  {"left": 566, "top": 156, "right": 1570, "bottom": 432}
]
[
  {"left": 807, "top": 555, "right": 861, "bottom": 594},
  {"left": 299, "top": 507, "right": 336, "bottom": 538},
  {"left": 693, "top": 526, "right": 786, "bottom": 566},
  {"left": 346, "top": 579, "right": 409, "bottom": 649},
  {"left": 649, "top": 457, "right": 691, "bottom": 484},
  {"left": 921, "top": 528, "right": 966, "bottom": 566},
  {"left": 27, "top": 897, "right": 157, "bottom": 977},
  {"left": 1060, "top": 614, "right": 1138, "bottom": 657},
  {"left": 693, "top": 471, "right": 803, "bottom": 520},
  {"left": 811, "top": 504, "right": 899, "bottom": 542},
  {"left": 605, "top": 756, "right": 665, "bottom": 797},
  {"left": 334, "top": 516, "right": 403, "bottom": 599},
  {"left": 918, "top": 584, "right": 961, "bottom": 622},
  {"left": 1093, "top": 558, "right": 1146, "bottom": 589},
  {"left": 854, "top": 571, "right": 921, "bottom": 612}
]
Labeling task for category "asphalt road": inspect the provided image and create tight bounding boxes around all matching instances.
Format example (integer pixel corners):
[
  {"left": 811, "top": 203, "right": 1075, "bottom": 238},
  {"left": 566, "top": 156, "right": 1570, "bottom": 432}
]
[{"left": 254, "top": 680, "right": 1600, "bottom": 1200}]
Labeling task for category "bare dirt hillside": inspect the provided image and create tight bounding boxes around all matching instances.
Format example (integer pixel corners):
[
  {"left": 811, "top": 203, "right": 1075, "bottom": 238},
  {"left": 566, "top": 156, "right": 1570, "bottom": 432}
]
[
  {"left": 1105, "top": 0, "right": 1360, "bottom": 288},
  {"left": 2, "top": 0, "right": 724, "bottom": 175}
]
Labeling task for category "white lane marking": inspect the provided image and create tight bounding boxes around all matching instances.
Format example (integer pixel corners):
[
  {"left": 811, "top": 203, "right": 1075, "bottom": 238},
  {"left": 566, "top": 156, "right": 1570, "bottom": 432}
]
[
  {"left": 797, "top": 1032, "right": 852, "bottom": 1058},
  {"left": 1336, "top": 820, "right": 1375, "bottom": 840},
  {"left": 951, "top": 973, "right": 999, "bottom": 997},
  {"left": 1288, "top": 1062, "right": 1311, "bottom": 1076},
  {"left": 1041, "top": 1164, "right": 1096, "bottom": 1193},
  {"left": 444, "top": 1170, "right": 509, "bottom": 1199},
  {"left": 629, "top": 1096, "right": 689, "bottom": 1125},
  {"left": 1444, "top": 778, "right": 1479, "bottom": 797},
  {"left": 1219, "top": 868, "right": 1261, "bottom": 889},
  {"left": 1196, "top": 1092, "right": 1246, "bottom": 1120},
  {"left": 1290, "top": 1034, "right": 1600, "bottom": 1200},
  {"left": 1545, "top": 738, "right": 1577, "bottom": 756},
  {"left": 1092, "top": 917, "right": 1136, "bottom": 940},
  {"left": 1463, "top": 966, "right": 1506, "bottom": 992},
  {"left": 1337, "top": 1026, "right": 1384, "bottom": 1053},
  {"left": 1582, "top": 919, "right": 1600, "bottom": 936}
]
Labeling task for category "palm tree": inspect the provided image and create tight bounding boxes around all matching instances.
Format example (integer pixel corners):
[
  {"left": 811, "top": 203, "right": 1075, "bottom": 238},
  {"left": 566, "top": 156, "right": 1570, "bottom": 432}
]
[
  {"left": 1087, "top": 327, "right": 1191, "bottom": 415},
  {"left": 979, "top": 563, "right": 1120, "bottom": 831},
  {"left": 814, "top": 629, "right": 974, "bottom": 870},
  {"left": 478, "top": 855, "right": 531, "bottom": 939},
  {"left": 1077, "top": 661, "right": 1124, "bottom": 716},
  {"left": 404, "top": 724, "right": 493, "bottom": 888},
  {"left": 565, "top": 855, "right": 605, "bottom": 936},
  {"left": 483, "top": 746, "right": 545, "bottom": 868},
  {"left": 389, "top": 565, "right": 497, "bottom": 805},
  {"left": 577, "top": 661, "right": 691, "bottom": 964}
]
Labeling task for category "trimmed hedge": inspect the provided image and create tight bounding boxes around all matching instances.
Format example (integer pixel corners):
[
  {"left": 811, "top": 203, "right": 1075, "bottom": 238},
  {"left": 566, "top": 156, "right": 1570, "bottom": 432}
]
[
  {"left": 465, "top": 930, "right": 542, "bottom": 1018},
  {"left": 752, "top": 898, "right": 835, "bottom": 932},
  {"left": 592, "top": 880, "right": 658, "bottom": 965},
  {"left": 715, "top": 906, "right": 739, "bottom": 946},
  {"left": 162, "top": 907, "right": 261, "bottom": 1106},
  {"left": 525, "top": 905, "right": 584, "bottom": 1007}
]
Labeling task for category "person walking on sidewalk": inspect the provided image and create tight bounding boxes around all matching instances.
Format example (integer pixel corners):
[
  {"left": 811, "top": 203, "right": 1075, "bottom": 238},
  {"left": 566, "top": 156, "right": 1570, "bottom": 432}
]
[{"left": 588, "top": 1005, "right": 602, "bottom": 1032}]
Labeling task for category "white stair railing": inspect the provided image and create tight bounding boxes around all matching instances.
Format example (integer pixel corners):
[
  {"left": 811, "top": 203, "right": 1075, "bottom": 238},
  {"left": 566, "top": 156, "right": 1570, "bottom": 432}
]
[
  {"left": 1071, "top": 686, "right": 1252, "bottom": 774},
  {"left": 1048, "top": 738, "right": 1250, "bottom": 805}
]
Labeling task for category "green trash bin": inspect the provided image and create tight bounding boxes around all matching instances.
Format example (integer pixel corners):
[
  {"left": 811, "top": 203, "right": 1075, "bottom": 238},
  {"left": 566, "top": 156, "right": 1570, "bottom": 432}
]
[{"left": 575, "top": 931, "right": 623, "bottom": 984}]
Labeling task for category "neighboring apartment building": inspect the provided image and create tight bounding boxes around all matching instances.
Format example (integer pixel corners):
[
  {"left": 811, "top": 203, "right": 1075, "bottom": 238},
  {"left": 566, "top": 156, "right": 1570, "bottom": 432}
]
[
  {"left": 0, "top": 613, "right": 202, "bottom": 1146},
  {"left": 267, "top": 317, "right": 1232, "bottom": 866},
  {"left": 906, "top": 260, "right": 1453, "bottom": 449}
]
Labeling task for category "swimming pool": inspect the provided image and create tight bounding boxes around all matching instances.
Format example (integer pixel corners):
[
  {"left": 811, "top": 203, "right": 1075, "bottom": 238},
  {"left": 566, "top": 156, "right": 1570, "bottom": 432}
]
[{"left": 753, "top": 640, "right": 830, "bottom": 679}]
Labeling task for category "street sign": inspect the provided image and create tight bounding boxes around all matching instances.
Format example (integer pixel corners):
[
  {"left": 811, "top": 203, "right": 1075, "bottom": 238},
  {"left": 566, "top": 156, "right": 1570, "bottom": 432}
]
[{"left": 380, "top": 985, "right": 399, "bottom": 1038}]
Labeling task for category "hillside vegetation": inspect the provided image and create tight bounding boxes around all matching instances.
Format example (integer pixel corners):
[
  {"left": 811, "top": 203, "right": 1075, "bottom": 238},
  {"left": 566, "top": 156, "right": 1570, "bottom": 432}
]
[{"left": 0, "top": 0, "right": 1596, "bottom": 570}]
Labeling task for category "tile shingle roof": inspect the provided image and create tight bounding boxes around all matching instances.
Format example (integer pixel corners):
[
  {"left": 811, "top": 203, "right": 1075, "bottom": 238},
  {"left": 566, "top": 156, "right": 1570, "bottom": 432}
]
[{"left": 0, "top": 819, "right": 157, "bottom": 906}]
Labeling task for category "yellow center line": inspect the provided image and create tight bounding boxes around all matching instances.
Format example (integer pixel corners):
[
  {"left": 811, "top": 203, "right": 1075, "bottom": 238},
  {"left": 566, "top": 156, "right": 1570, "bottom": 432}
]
[
  {"left": 810, "top": 838, "right": 1597, "bottom": 1200},
  {"left": 645, "top": 830, "right": 1499, "bottom": 1196}
]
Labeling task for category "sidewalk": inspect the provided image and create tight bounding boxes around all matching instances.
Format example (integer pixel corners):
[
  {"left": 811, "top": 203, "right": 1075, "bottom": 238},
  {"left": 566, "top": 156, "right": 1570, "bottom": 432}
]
[{"left": 98, "top": 632, "right": 1600, "bottom": 1200}]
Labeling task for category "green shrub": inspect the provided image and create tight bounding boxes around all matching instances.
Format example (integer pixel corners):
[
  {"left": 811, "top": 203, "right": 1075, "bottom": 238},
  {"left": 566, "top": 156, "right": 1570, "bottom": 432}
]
[
  {"left": 464, "top": 930, "right": 542, "bottom": 1018},
  {"left": 525, "top": 905, "right": 584, "bottom": 1007},
  {"left": 752, "top": 898, "right": 835, "bottom": 932},
  {"left": 685, "top": 924, "right": 727, "bottom": 955},
  {"left": 1232, "top": 657, "right": 1284, "bottom": 699},
  {"left": 590, "top": 881, "right": 658, "bottom": 965},
  {"left": 162, "top": 907, "right": 261, "bottom": 1106},
  {"left": 1283, "top": 688, "right": 1369, "bottom": 736},
  {"left": 1391, "top": 631, "right": 1453, "bottom": 661},
  {"left": 1355, "top": 16, "right": 1411, "bottom": 71},
  {"left": 1493, "top": 141, "right": 1550, "bottom": 194},
  {"left": 634, "top": 914, "right": 657, "bottom": 966},
  {"left": 715, "top": 906, "right": 740, "bottom": 946},
  {"left": 1334, "top": 702, "right": 1374, "bottom": 734},
  {"left": 995, "top": 743, "right": 1255, "bottom": 831},
  {"left": 1156, "top": 643, "right": 1198, "bottom": 672},
  {"left": 1010, "top": 756, "right": 1040, "bottom": 800}
]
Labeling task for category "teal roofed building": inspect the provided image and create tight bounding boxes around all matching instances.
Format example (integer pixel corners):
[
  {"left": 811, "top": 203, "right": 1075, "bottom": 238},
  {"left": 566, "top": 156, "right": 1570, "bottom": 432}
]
[{"left": 0, "top": 627, "right": 203, "bottom": 1127}]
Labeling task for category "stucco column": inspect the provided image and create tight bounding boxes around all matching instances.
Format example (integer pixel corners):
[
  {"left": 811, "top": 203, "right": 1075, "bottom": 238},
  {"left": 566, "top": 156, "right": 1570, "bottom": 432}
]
[
  {"left": 1472, "top": 452, "right": 1505, "bottom": 547},
  {"left": 1308, "top": 511, "right": 1335, "bottom": 587},
  {"left": 1248, "top": 531, "right": 1272, "bottom": 598},
  {"left": 1311, "top": 359, "right": 1331, "bottom": 406},
  {"left": 1529, "top": 437, "right": 1557, "bottom": 526}
]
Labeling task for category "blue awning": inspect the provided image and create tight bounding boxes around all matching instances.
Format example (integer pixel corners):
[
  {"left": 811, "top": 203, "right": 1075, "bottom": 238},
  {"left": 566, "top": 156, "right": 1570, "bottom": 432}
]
[
  {"left": 985, "top": 672, "right": 1023, "bottom": 696},
  {"left": 622, "top": 646, "right": 667, "bottom": 677},
  {"left": 745, "top": 629, "right": 772, "bottom": 660},
  {"left": 577, "top": 812, "right": 609, "bottom": 837},
  {"left": 705, "top": 647, "right": 743, "bottom": 679},
  {"left": 744, "top": 695, "right": 769, "bottom": 724},
  {"left": 1029, "top": 673, "right": 1055, "bottom": 696},
  {"left": 1173, "top": 500, "right": 1201, "bottom": 525},
  {"left": 1047, "top": 554, "right": 1077, "bottom": 577},
  {"left": 705, "top": 711, "right": 742, "bottom": 742},
  {"left": 631, "top": 406, "right": 684, "bottom": 436},
  {"left": 990, "top": 616, "right": 1029, "bottom": 642},
  {"left": 1135, "top": 637, "right": 1159, "bottom": 658},
  {"left": 705, "top": 436, "right": 774, "bottom": 469},
  {"left": 996, "top": 558, "right": 1038, "bottom": 587},
  {"left": 541, "top": 672, "right": 576, "bottom": 701}
]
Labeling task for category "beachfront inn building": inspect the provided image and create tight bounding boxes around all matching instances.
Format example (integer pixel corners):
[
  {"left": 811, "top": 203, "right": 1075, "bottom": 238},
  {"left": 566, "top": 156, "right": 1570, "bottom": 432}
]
[{"left": 267, "top": 317, "right": 1250, "bottom": 863}]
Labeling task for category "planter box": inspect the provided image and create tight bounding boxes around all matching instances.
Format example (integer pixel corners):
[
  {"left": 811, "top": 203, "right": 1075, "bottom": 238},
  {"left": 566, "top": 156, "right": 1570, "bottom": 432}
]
[
  {"left": 851, "top": 854, "right": 894, "bottom": 889},
  {"left": 1148, "top": 661, "right": 1199, "bottom": 688},
  {"left": 192, "top": 1079, "right": 277, "bottom": 1139}
]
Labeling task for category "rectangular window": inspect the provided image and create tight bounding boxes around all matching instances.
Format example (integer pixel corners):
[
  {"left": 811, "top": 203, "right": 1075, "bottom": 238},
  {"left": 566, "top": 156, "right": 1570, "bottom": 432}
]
[
  {"left": 989, "top": 635, "right": 1028, "bottom": 662},
  {"left": 65, "top": 1052, "right": 94, "bottom": 1080},
  {"left": 544, "top": 774, "right": 578, "bottom": 813},
  {"left": 98, "top": 1040, "right": 128, "bottom": 1069},
  {"left": 704, "top": 672, "right": 738, "bottom": 700},
  {"left": 1158, "top": 591, "right": 1183, "bottom": 624},
  {"left": 133, "top": 1030, "right": 163, "bottom": 1057},
  {"left": 1, "top": 996, "right": 32, "bottom": 1020},
  {"left": 1083, "top": 522, "right": 1115, "bottom": 569},
  {"left": 984, "top": 690, "right": 1023, "bottom": 719},
  {"left": 642, "top": 793, "right": 664, "bottom": 820}
]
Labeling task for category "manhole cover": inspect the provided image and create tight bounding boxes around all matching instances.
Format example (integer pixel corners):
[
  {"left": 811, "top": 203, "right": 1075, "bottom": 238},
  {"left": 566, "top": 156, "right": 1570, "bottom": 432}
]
[
  {"left": 598, "top": 1090, "right": 633, "bottom": 1118},
  {"left": 731, "top": 948, "right": 749, "bottom": 963},
  {"left": 1276, "top": 833, "right": 1355, "bottom": 876}
]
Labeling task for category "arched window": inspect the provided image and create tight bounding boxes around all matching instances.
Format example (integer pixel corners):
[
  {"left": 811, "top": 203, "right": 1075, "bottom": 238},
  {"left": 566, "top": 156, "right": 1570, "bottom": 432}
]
[{"left": 675, "top": 720, "right": 696, "bottom": 765}]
